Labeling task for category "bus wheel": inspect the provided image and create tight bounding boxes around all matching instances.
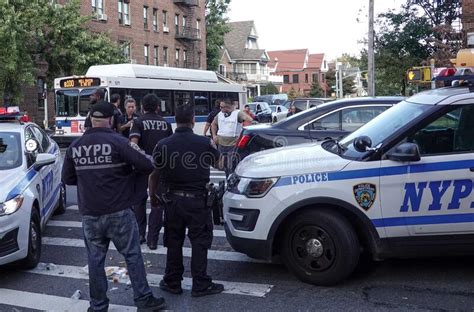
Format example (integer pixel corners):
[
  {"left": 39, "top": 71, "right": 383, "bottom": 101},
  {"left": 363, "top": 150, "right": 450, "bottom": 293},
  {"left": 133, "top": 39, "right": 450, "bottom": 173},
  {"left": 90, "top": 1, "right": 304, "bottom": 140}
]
[{"left": 281, "top": 209, "right": 359, "bottom": 286}]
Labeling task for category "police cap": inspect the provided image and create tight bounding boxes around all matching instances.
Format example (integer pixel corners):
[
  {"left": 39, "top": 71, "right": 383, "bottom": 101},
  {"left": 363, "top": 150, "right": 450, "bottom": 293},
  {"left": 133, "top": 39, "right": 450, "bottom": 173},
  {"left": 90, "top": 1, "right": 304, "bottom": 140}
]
[{"left": 90, "top": 102, "right": 114, "bottom": 118}]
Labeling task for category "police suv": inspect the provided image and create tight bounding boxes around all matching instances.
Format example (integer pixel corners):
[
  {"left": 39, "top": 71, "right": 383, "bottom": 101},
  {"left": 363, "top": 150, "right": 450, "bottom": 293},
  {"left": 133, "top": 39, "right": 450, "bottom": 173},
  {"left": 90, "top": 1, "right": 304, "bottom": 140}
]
[
  {"left": 224, "top": 85, "right": 474, "bottom": 285},
  {"left": 0, "top": 108, "right": 65, "bottom": 268}
]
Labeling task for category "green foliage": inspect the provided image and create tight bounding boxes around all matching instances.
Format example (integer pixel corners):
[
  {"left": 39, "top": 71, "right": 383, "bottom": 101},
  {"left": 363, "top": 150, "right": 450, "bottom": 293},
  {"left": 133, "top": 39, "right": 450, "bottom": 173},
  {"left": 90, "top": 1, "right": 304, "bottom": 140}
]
[
  {"left": 206, "top": 0, "right": 231, "bottom": 71},
  {"left": 287, "top": 87, "right": 298, "bottom": 101},
  {"left": 309, "top": 82, "right": 324, "bottom": 97},
  {"left": 363, "top": 0, "right": 461, "bottom": 96},
  {"left": 261, "top": 82, "right": 279, "bottom": 95},
  {"left": 0, "top": 0, "right": 125, "bottom": 105},
  {"left": 326, "top": 70, "right": 336, "bottom": 95},
  {"left": 324, "top": 69, "right": 356, "bottom": 96}
]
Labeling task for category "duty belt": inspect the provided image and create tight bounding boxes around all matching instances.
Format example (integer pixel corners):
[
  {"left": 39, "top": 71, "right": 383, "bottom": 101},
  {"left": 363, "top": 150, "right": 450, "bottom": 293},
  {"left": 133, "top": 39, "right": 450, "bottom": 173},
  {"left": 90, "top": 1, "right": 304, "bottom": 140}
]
[{"left": 169, "top": 191, "right": 206, "bottom": 198}]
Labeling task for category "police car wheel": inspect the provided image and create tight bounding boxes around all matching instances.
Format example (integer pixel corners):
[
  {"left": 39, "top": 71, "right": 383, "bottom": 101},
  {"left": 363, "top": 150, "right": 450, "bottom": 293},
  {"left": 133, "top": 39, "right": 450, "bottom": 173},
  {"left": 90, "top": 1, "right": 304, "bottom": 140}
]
[
  {"left": 281, "top": 209, "right": 360, "bottom": 286},
  {"left": 54, "top": 182, "right": 67, "bottom": 215},
  {"left": 273, "top": 117, "right": 277, "bottom": 123},
  {"left": 18, "top": 208, "right": 42, "bottom": 269}
]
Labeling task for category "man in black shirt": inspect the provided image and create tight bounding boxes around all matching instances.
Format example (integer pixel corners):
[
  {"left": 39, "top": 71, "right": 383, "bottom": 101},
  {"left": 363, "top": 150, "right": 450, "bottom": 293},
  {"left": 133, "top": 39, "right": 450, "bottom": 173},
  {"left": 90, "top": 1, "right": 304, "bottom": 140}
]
[
  {"left": 203, "top": 100, "right": 220, "bottom": 136},
  {"left": 119, "top": 98, "right": 140, "bottom": 138},
  {"left": 62, "top": 101, "right": 165, "bottom": 312},
  {"left": 130, "top": 94, "right": 173, "bottom": 249},
  {"left": 150, "top": 103, "right": 224, "bottom": 297}
]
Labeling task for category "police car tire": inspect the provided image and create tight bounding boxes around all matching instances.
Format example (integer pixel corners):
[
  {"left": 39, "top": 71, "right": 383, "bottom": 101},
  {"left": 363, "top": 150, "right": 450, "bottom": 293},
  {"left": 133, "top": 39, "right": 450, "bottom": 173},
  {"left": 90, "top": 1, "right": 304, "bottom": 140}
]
[
  {"left": 281, "top": 209, "right": 360, "bottom": 286},
  {"left": 54, "top": 182, "right": 67, "bottom": 215},
  {"left": 18, "top": 208, "right": 42, "bottom": 269}
]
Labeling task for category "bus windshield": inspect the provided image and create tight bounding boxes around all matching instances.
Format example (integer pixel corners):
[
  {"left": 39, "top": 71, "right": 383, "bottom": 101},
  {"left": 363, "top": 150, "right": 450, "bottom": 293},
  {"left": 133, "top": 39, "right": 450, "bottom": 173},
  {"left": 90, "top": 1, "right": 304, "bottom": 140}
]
[{"left": 56, "top": 89, "right": 79, "bottom": 117}]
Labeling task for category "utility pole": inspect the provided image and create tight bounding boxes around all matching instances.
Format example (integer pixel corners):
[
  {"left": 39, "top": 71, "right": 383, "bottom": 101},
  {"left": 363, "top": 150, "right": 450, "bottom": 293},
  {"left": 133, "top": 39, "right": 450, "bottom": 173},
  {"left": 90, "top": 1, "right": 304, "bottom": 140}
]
[
  {"left": 338, "top": 63, "right": 344, "bottom": 98},
  {"left": 368, "top": 0, "right": 375, "bottom": 96}
]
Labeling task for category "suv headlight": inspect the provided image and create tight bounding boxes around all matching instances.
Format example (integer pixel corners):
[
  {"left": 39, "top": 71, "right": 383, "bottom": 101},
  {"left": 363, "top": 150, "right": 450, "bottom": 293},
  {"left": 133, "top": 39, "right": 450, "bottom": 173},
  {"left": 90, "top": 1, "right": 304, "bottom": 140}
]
[
  {"left": 0, "top": 195, "right": 24, "bottom": 216},
  {"left": 228, "top": 176, "right": 279, "bottom": 198}
]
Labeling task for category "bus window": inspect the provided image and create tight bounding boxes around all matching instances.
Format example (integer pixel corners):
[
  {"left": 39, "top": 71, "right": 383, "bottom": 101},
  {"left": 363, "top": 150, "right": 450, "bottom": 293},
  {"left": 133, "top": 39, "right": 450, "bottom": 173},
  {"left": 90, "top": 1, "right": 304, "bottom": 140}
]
[
  {"left": 153, "top": 90, "right": 173, "bottom": 116},
  {"left": 79, "top": 89, "right": 97, "bottom": 117},
  {"left": 56, "top": 90, "right": 79, "bottom": 117},
  {"left": 174, "top": 91, "right": 192, "bottom": 109},
  {"left": 130, "top": 89, "right": 152, "bottom": 113},
  {"left": 194, "top": 91, "right": 209, "bottom": 116},
  {"left": 110, "top": 88, "right": 128, "bottom": 112}
]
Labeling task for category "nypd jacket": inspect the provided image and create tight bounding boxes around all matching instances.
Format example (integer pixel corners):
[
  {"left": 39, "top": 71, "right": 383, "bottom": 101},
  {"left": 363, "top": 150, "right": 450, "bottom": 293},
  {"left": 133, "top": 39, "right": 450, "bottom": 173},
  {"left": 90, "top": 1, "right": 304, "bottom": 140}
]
[{"left": 62, "top": 127, "right": 153, "bottom": 216}]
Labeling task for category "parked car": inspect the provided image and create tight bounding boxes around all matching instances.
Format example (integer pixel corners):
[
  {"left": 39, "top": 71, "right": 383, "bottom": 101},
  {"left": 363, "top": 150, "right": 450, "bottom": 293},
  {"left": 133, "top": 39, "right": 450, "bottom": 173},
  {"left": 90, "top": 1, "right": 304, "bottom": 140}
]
[
  {"left": 284, "top": 98, "right": 334, "bottom": 113},
  {"left": 0, "top": 108, "right": 65, "bottom": 269},
  {"left": 269, "top": 105, "right": 288, "bottom": 123},
  {"left": 246, "top": 102, "right": 272, "bottom": 123},
  {"left": 236, "top": 96, "right": 404, "bottom": 158},
  {"left": 253, "top": 94, "right": 288, "bottom": 106}
]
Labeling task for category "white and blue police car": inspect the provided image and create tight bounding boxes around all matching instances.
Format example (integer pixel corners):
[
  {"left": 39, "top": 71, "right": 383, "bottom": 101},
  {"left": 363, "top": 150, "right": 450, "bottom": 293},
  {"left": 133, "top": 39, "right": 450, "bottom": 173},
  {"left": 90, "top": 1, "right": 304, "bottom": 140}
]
[
  {"left": 0, "top": 108, "right": 65, "bottom": 268},
  {"left": 224, "top": 84, "right": 474, "bottom": 285}
]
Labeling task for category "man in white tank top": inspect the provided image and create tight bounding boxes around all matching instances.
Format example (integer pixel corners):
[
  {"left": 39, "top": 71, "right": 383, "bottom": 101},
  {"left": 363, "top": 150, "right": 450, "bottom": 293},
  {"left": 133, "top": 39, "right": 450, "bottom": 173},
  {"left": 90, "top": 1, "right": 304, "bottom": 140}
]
[{"left": 211, "top": 99, "right": 253, "bottom": 177}]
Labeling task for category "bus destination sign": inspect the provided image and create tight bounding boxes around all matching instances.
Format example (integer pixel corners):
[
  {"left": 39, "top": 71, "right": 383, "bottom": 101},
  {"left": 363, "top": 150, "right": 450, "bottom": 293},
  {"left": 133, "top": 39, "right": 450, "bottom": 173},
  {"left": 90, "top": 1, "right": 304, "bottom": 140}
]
[{"left": 60, "top": 78, "right": 101, "bottom": 88}]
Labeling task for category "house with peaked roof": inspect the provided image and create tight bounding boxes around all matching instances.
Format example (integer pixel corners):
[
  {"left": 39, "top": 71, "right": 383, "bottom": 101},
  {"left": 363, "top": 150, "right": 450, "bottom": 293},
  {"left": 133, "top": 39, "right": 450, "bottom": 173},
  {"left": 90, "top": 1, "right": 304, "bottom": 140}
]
[
  {"left": 219, "top": 21, "right": 283, "bottom": 97},
  {"left": 268, "top": 49, "right": 329, "bottom": 96}
]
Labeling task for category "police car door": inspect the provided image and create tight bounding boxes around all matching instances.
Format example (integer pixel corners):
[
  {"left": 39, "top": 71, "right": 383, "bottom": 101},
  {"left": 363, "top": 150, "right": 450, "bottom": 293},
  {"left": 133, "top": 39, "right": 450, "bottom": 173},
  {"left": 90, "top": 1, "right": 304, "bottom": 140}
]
[
  {"left": 29, "top": 126, "right": 57, "bottom": 220},
  {"left": 380, "top": 104, "right": 474, "bottom": 237}
]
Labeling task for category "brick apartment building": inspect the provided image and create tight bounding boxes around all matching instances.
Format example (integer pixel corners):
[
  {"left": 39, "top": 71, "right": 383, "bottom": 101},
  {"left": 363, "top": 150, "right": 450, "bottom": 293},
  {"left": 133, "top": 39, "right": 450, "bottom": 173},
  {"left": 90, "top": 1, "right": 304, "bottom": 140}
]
[
  {"left": 16, "top": 0, "right": 207, "bottom": 125},
  {"left": 463, "top": 0, "right": 474, "bottom": 34},
  {"left": 267, "top": 49, "right": 329, "bottom": 96}
]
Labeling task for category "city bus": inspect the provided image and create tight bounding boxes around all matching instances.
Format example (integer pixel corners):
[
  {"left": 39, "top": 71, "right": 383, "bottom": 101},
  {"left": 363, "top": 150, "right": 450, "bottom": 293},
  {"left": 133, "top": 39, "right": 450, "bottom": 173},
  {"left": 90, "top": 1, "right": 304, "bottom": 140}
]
[{"left": 53, "top": 64, "right": 247, "bottom": 144}]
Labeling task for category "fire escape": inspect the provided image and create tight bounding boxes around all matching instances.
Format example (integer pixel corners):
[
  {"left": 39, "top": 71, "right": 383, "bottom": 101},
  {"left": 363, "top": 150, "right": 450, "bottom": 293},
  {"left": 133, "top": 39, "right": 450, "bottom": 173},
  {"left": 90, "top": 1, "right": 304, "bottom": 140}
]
[{"left": 174, "top": 0, "right": 201, "bottom": 69}]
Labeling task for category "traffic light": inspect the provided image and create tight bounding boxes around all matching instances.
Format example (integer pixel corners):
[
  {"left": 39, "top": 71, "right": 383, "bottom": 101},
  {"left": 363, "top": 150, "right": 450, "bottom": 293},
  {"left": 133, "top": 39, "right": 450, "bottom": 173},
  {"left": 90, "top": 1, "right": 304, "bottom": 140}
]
[{"left": 407, "top": 67, "right": 432, "bottom": 83}]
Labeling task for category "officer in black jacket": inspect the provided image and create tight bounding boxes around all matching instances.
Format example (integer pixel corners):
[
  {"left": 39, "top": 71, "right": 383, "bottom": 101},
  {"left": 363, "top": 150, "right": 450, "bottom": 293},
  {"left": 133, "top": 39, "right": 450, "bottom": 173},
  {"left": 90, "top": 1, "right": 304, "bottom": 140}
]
[
  {"left": 130, "top": 94, "right": 173, "bottom": 249},
  {"left": 62, "top": 101, "right": 165, "bottom": 312},
  {"left": 149, "top": 103, "right": 224, "bottom": 297}
]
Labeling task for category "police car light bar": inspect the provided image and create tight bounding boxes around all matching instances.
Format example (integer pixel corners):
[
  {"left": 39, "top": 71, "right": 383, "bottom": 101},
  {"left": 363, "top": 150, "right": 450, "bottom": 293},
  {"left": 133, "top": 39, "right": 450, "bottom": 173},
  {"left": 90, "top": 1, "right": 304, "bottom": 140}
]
[{"left": 0, "top": 106, "right": 21, "bottom": 121}]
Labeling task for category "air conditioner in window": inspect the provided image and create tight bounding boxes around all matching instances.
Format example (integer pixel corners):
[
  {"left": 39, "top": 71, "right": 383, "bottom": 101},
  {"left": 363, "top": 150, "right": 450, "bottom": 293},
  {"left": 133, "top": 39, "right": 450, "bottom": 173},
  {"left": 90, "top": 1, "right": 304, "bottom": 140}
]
[
  {"left": 97, "top": 13, "right": 108, "bottom": 21},
  {"left": 163, "top": 26, "right": 169, "bottom": 33}
]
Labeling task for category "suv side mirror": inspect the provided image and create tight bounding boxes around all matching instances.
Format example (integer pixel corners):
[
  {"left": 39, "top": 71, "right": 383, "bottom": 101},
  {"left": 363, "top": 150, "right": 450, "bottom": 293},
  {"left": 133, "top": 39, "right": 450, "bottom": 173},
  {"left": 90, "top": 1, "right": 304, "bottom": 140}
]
[
  {"left": 353, "top": 136, "right": 372, "bottom": 152},
  {"left": 386, "top": 143, "right": 421, "bottom": 162},
  {"left": 34, "top": 153, "right": 56, "bottom": 170}
]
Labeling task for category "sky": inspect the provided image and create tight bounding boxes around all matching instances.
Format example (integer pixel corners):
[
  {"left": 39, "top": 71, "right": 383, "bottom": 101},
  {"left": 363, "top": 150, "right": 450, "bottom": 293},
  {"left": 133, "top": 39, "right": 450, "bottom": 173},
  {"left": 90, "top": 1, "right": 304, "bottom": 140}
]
[{"left": 227, "top": 0, "right": 406, "bottom": 61}]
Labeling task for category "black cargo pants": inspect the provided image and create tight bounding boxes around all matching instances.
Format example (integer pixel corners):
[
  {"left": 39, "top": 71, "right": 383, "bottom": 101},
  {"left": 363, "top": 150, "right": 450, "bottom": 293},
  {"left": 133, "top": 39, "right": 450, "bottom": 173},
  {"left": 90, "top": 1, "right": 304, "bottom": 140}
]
[{"left": 162, "top": 193, "right": 214, "bottom": 291}]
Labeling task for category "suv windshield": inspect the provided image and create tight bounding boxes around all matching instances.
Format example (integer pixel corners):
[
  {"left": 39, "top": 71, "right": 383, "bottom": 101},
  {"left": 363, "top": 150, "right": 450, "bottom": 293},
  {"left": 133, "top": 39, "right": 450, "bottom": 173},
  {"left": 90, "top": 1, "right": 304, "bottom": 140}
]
[
  {"left": 332, "top": 101, "right": 432, "bottom": 159},
  {"left": 0, "top": 132, "right": 22, "bottom": 170}
]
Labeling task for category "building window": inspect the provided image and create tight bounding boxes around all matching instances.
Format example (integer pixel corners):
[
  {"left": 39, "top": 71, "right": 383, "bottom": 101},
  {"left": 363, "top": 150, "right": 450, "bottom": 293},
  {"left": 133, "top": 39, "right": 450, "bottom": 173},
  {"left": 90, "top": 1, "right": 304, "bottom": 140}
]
[
  {"left": 175, "top": 14, "right": 179, "bottom": 34},
  {"left": 152, "top": 9, "right": 158, "bottom": 31},
  {"left": 144, "top": 45, "right": 149, "bottom": 65},
  {"left": 312, "top": 73, "right": 319, "bottom": 82},
  {"left": 283, "top": 75, "right": 289, "bottom": 83},
  {"left": 175, "top": 49, "right": 180, "bottom": 66},
  {"left": 91, "top": 0, "right": 104, "bottom": 15},
  {"left": 196, "top": 19, "right": 201, "bottom": 39},
  {"left": 163, "top": 47, "right": 168, "bottom": 65},
  {"left": 154, "top": 46, "right": 159, "bottom": 66},
  {"left": 143, "top": 6, "right": 148, "bottom": 29},
  {"left": 118, "top": 0, "right": 130, "bottom": 25},
  {"left": 163, "top": 11, "right": 168, "bottom": 31},
  {"left": 120, "top": 41, "right": 131, "bottom": 60},
  {"left": 182, "top": 16, "right": 187, "bottom": 30},
  {"left": 293, "top": 74, "right": 299, "bottom": 83},
  {"left": 305, "top": 74, "right": 309, "bottom": 83},
  {"left": 219, "top": 64, "right": 225, "bottom": 76},
  {"left": 183, "top": 50, "right": 187, "bottom": 67}
]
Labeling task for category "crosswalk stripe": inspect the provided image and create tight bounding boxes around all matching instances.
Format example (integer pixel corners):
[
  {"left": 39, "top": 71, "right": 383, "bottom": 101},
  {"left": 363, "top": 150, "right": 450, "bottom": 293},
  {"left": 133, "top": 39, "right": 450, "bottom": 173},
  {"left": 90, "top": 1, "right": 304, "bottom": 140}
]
[
  {"left": 42, "top": 237, "right": 267, "bottom": 264},
  {"left": 27, "top": 263, "right": 273, "bottom": 298},
  {"left": 0, "top": 288, "right": 134, "bottom": 311},
  {"left": 48, "top": 220, "right": 227, "bottom": 237}
]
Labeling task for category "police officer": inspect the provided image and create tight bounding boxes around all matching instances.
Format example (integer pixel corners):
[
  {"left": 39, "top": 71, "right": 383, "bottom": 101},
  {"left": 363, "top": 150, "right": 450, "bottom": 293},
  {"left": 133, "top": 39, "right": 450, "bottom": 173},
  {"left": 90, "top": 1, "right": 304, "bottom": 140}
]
[
  {"left": 149, "top": 103, "right": 224, "bottom": 297},
  {"left": 62, "top": 101, "right": 166, "bottom": 312},
  {"left": 84, "top": 89, "right": 121, "bottom": 132},
  {"left": 130, "top": 94, "right": 173, "bottom": 249},
  {"left": 119, "top": 97, "right": 140, "bottom": 138}
]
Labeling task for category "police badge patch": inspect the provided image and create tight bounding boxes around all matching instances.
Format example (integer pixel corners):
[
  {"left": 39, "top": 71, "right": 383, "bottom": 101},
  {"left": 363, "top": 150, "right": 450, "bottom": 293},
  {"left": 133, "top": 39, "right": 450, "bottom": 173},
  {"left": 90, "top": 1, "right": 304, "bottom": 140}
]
[{"left": 353, "top": 183, "right": 376, "bottom": 211}]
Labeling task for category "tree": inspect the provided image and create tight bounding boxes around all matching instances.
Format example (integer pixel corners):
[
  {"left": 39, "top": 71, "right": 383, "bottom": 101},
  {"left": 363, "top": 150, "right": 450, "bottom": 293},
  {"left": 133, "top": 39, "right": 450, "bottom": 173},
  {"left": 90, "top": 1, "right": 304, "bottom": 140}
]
[
  {"left": 309, "top": 82, "right": 324, "bottom": 97},
  {"left": 0, "top": 0, "right": 125, "bottom": 105},
  {"left": 261, "top": 82, "right": 279, "bottom": 95},
  {"left": 205, "top": 0, "right": 231, "bottom": 71},
  {"left": 361, "top": 0, "right": 461, "bottom": 95},
  {"left": 324, "top": 69, "right": 356, "bottom": 97},
  {"left": 287, "top": 87, "right": 298, "bottom": 100}
]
